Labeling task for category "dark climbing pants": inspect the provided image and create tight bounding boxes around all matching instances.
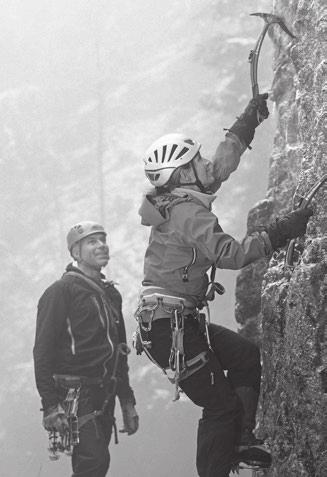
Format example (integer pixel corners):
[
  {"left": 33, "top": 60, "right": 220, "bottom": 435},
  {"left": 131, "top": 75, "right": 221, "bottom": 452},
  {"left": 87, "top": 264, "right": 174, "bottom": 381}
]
[
  {"left": 144, "top": 318, "right": 261, "bottom": 477},
  {"left": 71, "top": 385, "right": 115, "bottom": 477}
]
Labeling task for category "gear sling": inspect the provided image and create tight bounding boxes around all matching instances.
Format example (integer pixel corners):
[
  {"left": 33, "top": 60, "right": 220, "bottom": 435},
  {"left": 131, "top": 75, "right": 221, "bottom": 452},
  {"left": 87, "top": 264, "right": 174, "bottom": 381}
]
[{"left": 47, "top": 271, "right": 130, "bottom": 460}]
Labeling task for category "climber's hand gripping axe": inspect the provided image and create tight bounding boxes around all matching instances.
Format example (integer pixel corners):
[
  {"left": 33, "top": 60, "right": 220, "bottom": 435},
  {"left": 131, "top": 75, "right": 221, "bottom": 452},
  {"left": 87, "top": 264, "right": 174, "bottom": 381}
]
[{"left": 249, "top": 12, "right": 296, "bottom": 123}]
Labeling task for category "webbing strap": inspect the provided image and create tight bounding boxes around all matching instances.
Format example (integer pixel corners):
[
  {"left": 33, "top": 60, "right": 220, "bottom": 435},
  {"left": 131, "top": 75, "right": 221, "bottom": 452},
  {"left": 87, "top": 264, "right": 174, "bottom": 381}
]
[
  {"left": 64, "top": 271, "right": 121, "bottom": 326},
  {"left": 64, "top": 271, "right": 107, "bottom": 297},
  {"left": 78, "top": 411, "right": 119, "bottom": 444}
]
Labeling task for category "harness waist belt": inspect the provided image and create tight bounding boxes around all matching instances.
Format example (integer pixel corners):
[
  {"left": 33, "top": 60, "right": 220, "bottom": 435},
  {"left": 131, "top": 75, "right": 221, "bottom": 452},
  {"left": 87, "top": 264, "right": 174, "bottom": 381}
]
[
  {"left": 53, "top": 374, "right": 103, "bottom": 388},
  {"left": 140, "top": 292, "right": 195, "bottom": 310}
]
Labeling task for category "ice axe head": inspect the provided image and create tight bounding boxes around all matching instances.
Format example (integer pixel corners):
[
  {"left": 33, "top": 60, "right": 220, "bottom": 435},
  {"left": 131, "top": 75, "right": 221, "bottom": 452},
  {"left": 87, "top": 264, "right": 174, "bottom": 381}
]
[{"left": 250, "top": 12, "right": 296, "bottom": 39}]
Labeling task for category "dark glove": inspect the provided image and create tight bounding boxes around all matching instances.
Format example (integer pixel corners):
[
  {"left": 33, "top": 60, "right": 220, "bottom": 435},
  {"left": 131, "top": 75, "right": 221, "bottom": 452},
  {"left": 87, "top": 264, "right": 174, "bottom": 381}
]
[
  {"left": 119, "top": 400, "right": 139, "bottom": 436},
  {"left": 43, "top": 404, "right": 69, "bottom": 435},
  {"left": 228, "top": 93, "right": 269, "bottom": 147},
  {"left": 266, "top": 208, "right": 313, "bottom": 251}
]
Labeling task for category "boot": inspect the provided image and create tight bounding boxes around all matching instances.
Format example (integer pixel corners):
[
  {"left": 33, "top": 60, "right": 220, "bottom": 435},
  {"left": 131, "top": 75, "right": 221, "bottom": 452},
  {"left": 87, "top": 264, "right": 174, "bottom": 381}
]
[
  {"left": 235, "top": 386, "right": 260, "bottom": 447},
  {"left": 234, "top": 386, "right": 271, "bottom": 469}
]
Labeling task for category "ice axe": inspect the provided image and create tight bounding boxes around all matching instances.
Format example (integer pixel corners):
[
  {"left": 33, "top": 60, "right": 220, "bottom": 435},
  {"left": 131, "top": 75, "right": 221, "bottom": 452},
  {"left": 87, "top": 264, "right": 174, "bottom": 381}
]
[{"left": 249, "top": 12, "right": 296, "bottom": 123}]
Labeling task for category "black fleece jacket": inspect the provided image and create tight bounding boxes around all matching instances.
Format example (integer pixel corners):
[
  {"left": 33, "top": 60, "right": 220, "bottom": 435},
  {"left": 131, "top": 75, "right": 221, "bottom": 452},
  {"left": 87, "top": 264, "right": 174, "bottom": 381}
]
[{"left": 33, "top": 264, "right": 135, "bottom": 410}]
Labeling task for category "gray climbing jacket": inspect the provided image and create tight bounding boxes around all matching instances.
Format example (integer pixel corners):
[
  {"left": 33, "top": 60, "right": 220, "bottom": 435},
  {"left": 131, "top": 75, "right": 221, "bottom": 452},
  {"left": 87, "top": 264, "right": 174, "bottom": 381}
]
[{"left": 139, "top": 133, "right": 272, "bottom": 306}]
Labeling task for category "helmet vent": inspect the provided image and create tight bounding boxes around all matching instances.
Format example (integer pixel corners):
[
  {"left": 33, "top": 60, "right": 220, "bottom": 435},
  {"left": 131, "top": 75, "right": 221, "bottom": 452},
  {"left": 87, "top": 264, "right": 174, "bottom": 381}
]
[
  {"left": 154, "top": 149, "right": 159, "bottom": 163},
  {"left": 185, "top": 139, "right": 195, "bottom": 145},
  {"left": 167, "top": 144, "right": 178, "bottom": 162},
  {"left": 161, "top": 145, "right": 167, "bottom": 162},
  {"left": 146, "top": 172, "right": 160, "bottom": 181},
  {"left": 175, "top": 146, "right": 189, "bottom": 160}
]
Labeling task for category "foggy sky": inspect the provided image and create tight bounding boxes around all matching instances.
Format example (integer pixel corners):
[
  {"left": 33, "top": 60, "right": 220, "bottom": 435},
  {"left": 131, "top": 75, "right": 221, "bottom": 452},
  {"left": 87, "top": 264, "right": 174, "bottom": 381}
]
[{"left": 0, "top": 1, "right": 273, "bottom": 476}]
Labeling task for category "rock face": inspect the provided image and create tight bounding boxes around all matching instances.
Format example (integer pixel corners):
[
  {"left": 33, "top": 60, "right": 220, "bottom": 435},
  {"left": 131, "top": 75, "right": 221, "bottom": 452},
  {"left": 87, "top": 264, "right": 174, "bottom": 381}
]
[{"left": 235, "top": 1, "right": 327, "bottom": 475}]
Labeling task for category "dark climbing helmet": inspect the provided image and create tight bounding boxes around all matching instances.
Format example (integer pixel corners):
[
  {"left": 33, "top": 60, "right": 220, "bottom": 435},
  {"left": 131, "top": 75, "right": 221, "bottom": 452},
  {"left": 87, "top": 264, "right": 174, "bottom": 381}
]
[
  {"left": 143, "top": 133, "right": 201, "bottom": 187},
  {"left": 66, "top": 221, "right": 107, "bottom": 252}
]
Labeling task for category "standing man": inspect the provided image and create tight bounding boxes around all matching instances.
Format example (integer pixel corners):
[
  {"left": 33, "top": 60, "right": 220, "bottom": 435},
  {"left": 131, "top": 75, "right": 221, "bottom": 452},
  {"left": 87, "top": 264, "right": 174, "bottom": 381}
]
[
  {"left": 134, "top": 96, "right": 312, "bottom": 476},
  {"left": 34, "top": 221, "right": 138, "bottom": 477}
]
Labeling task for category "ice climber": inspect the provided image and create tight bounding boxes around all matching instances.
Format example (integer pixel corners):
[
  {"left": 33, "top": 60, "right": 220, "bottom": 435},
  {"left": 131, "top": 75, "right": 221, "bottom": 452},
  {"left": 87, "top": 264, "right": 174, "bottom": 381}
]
[
  {"left": 34, "top": 221, "right": 139, "bottom": 477},
  {"left": 134, "top": 95, "right": 313, "bottom": 476}
]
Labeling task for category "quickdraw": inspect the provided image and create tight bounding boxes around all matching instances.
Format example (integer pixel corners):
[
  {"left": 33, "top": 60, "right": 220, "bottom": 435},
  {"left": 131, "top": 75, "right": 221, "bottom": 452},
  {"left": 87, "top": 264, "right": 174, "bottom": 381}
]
[
  {"left": 284, "top": 174, "right": 327, "bottom": 269},
  {"left": 249, "top": 12, "right": 295, "bottom": 123}
]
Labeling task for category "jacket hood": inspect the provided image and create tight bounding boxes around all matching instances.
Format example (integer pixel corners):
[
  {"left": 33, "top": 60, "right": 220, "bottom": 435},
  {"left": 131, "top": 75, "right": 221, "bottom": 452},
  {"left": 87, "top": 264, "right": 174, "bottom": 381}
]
[
  {"left": 138, "top": 194, "right": 169, "bottom": 226},
  {"left": 139, "top": 188, "right": 216, "bottom": 226}
]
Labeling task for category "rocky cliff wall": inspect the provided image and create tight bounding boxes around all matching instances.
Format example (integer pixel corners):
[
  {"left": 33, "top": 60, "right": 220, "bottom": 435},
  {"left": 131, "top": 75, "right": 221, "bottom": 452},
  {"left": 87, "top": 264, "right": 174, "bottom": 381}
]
[{"left": 235, "top": 1, "right": 327, "bottom": 475}]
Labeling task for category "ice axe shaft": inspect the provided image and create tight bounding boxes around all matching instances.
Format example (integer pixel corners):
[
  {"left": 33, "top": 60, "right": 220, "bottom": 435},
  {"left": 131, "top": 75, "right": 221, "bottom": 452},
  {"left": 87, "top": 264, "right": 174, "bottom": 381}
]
[{"left": 249, "top": 12, "right": 296, "bottom": 122}]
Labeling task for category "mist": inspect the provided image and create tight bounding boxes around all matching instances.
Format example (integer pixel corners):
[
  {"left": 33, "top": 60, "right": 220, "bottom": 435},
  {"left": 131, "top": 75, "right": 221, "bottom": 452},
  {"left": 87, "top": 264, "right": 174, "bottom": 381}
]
[{"left": 0, "top": 1, "right": 273, "bottom": 475}]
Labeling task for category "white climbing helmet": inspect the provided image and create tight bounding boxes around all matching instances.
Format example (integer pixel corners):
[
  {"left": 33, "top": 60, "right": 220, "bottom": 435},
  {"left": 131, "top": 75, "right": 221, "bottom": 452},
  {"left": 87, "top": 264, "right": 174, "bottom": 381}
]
[{"left": 143, "top": 133, "right": 201, "bottom": 187}]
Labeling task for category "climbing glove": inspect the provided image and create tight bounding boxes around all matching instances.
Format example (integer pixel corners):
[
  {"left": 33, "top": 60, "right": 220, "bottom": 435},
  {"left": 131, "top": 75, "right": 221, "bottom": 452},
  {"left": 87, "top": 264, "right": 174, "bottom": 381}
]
[
  {"left": 120, "top": 400, "right": 139, "bottom": 435},
  {"left": 229, "top": 93, "right": 269, "bottom": 147},
  {"left": 265, "top": 208, "right": 313, "bottom": 251},
  {"left": 43, "top": 403, "right": 69, "bottom": 435}
]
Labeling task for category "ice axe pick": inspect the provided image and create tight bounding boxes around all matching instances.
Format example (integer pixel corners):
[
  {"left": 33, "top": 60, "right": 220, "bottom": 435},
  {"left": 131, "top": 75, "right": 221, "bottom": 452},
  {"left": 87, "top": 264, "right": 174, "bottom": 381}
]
[{"left": 249, "top": 12, "right": 296, "bottom": 123}]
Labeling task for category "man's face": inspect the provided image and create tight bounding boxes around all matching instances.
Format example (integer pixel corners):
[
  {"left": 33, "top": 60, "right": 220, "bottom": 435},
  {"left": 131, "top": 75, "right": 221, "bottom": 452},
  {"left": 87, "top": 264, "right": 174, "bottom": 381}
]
[{"left": 76, "top": 233, "right": 109, "bottom": 270}]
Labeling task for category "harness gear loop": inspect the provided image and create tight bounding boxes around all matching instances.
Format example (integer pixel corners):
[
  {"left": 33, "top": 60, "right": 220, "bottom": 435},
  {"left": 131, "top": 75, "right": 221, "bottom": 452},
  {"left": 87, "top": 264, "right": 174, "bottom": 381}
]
[{"left": 134, "top": 300, "right": 158, "bottom": 332}]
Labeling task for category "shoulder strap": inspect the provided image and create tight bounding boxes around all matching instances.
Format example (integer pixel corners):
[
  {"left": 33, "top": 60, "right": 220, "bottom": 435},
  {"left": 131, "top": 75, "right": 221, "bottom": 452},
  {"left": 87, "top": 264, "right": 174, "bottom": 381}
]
[
  {"left": 64, "top": 271, "right": 122, "bottom": 327},
  {"left": 64, "top": 271, "right": 106, "bottom": 297}
]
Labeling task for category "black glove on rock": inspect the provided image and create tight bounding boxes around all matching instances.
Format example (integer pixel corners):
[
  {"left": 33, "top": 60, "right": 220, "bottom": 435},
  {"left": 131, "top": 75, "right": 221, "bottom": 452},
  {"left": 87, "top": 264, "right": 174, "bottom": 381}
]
[
  {"left": 228, "top": 93, "right": 269, "bottom": 147},
  {"left": 265, "top": 208, "right": 313, "bottom": 251}
]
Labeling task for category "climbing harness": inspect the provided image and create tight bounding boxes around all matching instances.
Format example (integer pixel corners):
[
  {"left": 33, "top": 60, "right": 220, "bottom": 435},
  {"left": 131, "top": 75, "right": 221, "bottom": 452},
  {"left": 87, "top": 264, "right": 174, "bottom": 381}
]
[
  {"left": 47, "top": 342, "right": 129, "bottom": 460},
  {"left": 134, "top": 268, "right": 225, "bottom": 401},
  {"left": 249, "top": 13, "right": 295, "bottom": 122},
  {"left": 284, "top": 174, "right": 327, "bottom": 269},
  {"left": 134, "top": 293, "right": 209, "bottom": 401}
]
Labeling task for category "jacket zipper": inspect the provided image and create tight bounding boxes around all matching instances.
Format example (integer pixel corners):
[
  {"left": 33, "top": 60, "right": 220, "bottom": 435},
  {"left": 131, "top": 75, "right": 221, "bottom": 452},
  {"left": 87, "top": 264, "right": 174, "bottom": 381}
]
[
  {"left": 91, "top": 296, "right": 105, "bottom": 328},
  {"left": 101, "top": 298, "right": 115, "bottom": 378},
  {"left": 66, "top": 317, "right": 76, "bottom": 355},
  {"left": 91, "top": 295, "right": 114, "bottom": 376},
  {"left": 182, "top": 247, "right": 197, "bottom": 282},
  {"left": 101, "top": 298, "right": 114, "bottom": 358}
]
